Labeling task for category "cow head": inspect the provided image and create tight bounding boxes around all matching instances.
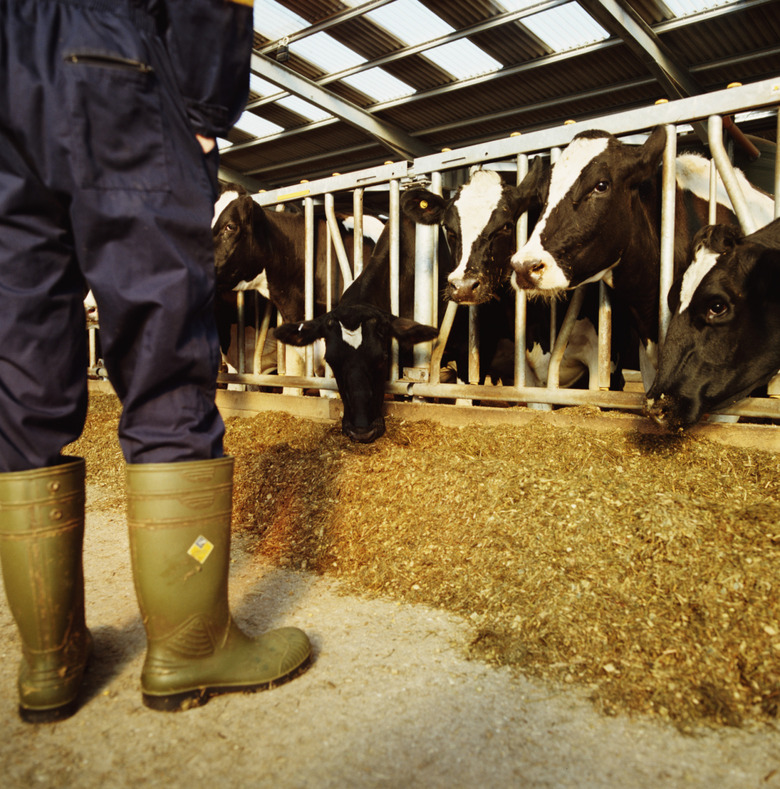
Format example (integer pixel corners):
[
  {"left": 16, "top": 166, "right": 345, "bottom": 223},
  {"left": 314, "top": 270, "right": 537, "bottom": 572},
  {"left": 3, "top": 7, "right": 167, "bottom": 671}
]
[
  {"left": 212, "top": 186, "right": 272, "bottom": 293},
  {"left": 646, "top": 219, "right": 780, "bottom": 429},
  {"left": 511, "top": 126, "right": 667, "bottom": 294},
  {"left": 402, "top": 161, "right": 544, "bottom": 305},
  {"left": 276, "top": 304, "right": 438, "bottom": 443}
]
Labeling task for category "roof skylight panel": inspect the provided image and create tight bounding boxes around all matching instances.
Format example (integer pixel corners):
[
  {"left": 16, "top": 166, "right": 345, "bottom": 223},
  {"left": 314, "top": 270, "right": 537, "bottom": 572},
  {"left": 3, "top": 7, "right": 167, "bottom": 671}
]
[
  {"left": 289, "top": 31, "right": 366, "bottom": 73},
  {"left": 249, "top": 75, "right": 282, "bottom": 98},
  {"left": 663, "top": 0, "right": 737, "bottom": 17},
  {"left": 365, "top": 0, "right": 501, "bottom": 81},
  {"left": 275, "top": 95, "right": 332, "bottom": 122},
  {"left": 521, "top": 2, "right": 610, "bottom": 52},
  {"left": 365, "top": 0, "right": 454, "bottom": 46},
  {"left": 425, "top": 39, "right": 502, "bottom": 80},
  {"left": 232, "top": 111, "right": 284, "bottom": 139},
  {"left": 341, "top": 67, "right": 415, "bottom": 102},
  {"left": 255, "top": 1, "right": 307, "bottom": 41}
]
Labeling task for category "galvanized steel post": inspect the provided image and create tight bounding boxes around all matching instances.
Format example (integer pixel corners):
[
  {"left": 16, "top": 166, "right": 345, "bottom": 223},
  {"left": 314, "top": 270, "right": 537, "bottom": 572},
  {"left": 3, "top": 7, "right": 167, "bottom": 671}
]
[{"left": 658, "top": 124, "right": 677, "bottom": 345}]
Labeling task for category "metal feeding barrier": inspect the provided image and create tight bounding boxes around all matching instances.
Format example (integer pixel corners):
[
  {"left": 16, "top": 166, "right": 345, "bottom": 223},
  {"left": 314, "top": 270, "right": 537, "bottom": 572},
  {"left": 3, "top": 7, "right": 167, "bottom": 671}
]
[{"left": 209, "top": 79, "right": 780, "bottom": 424}]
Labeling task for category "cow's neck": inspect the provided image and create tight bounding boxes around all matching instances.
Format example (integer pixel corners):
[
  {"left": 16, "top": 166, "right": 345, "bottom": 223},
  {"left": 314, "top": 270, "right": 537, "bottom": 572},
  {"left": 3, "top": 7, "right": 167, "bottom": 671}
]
[{"left": 607, "top": 181, "right": 664, "bottom": 347}]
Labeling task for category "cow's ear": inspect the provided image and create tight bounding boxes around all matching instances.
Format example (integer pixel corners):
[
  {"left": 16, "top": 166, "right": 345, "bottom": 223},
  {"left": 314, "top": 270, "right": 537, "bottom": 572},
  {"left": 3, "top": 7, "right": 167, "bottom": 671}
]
[
  {"left": 248, "top": 197, "right": 269, "bottom": 236},
  {"left": 388, "top": 316, "right": 440, "bottom": 345},
  {"left": 508, "top": 155, "right": 549, "bottom": 215},
  {"left": 275, "top": 317, "right": 326, "bottom": 346},
  {"left": 401, "top": 189, "right": 446, "bottom": 225},
  {"left": 626, "top": 125, "right": 666, "bottom": 187}
]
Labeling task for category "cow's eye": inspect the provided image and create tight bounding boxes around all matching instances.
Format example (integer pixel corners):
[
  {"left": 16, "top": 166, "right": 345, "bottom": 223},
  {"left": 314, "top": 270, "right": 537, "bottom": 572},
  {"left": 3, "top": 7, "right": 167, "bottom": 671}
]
[
  {"left": 224, "top": 222, "right": 238, "bottom": 233},
  {"left": 706, "top": 300, "right": 729, "bottom": 321},
  {"left": 498, "top": 221, "right": 514, "bottom": 235},
  {"left": 593, "top": 180, "right": 609, "bottom": 194}
]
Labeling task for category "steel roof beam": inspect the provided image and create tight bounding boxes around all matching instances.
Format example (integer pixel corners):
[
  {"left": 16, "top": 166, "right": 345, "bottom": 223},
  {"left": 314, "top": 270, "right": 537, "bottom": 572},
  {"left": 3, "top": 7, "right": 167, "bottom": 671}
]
[
  {"left": 251, "top": 53, "right": 432, "bottom": 160},
  {"left": 576, "top": 0, "right": 702, "bottom": 99}
]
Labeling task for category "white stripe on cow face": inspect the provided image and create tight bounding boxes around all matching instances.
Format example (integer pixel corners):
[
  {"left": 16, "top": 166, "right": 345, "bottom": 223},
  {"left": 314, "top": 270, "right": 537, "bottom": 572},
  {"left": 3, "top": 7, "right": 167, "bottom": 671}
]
[
  {"left": 513, "top": 137, "right": 610, "bottom": 290},
  {"left": 448, "top": 170, "right": 503, "bottom": 283},
  {"left": 340, "top": 322, "right": 363, "bottom": 349},
  {"left": 212, "top": 190, "right": 240, "bottom": 228},
  {"left": 678, "top": 244, "right": 719, "bottom": 314}
]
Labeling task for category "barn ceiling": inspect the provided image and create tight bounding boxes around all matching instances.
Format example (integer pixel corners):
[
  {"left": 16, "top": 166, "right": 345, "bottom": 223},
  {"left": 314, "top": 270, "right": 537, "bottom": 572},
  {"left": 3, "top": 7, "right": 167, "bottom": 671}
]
[{"left": 217, "top": 0, "right": 780, "bottom": 192}]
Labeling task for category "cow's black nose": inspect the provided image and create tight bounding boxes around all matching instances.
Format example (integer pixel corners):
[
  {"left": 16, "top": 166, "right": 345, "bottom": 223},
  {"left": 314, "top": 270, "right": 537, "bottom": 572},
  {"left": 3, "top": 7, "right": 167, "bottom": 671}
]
[{"left": 449, "top": 277, "right": 481, "bottom": 304}]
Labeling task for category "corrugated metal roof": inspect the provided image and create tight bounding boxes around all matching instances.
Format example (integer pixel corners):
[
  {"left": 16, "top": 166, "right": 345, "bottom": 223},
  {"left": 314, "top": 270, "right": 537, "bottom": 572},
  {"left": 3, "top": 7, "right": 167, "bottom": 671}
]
[{"left": 220, "top": 0, "right": 780, "bottom": 190}]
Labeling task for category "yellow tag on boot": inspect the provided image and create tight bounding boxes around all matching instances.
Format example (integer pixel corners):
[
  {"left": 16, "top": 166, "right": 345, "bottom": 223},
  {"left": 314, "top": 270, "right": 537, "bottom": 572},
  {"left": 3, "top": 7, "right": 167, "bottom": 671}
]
[{"left": 188, "top": 536, "right": 214, "bottom": 564}]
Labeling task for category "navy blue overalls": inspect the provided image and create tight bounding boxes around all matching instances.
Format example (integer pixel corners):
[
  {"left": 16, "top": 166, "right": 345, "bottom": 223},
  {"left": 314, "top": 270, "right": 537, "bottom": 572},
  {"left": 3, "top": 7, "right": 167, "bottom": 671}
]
[{"left": 0, "top": 0, "right": 253, "bottom": 471}]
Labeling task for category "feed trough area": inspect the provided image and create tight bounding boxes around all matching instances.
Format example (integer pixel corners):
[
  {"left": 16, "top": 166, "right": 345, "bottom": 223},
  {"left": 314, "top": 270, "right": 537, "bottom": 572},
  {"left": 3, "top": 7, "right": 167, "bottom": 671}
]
[{"left": 72, "top": 392, "right": 780, "bottom": 731}]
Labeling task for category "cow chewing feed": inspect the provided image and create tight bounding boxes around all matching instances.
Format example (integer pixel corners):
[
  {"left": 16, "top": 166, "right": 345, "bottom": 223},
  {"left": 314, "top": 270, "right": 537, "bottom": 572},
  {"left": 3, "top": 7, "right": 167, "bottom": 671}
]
[
  {"left": 276, "top": 305, "right": 437, "bottom": 443},
  {"left": 510, "top": 126, "right": 775, "bottom": 389},
  {"left": 646, "top": 218, "right": 780, "bottom": 429}
]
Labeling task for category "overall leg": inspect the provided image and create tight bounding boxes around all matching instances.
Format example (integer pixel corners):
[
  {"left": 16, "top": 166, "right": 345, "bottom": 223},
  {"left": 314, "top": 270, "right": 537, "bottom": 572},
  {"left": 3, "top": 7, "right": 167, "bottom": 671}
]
[
  {"left": 58, "top": 3, "right": 310, "bottom": 710},
  {"left": 0, "top": 0, "right": 93, "bottom": 723}
]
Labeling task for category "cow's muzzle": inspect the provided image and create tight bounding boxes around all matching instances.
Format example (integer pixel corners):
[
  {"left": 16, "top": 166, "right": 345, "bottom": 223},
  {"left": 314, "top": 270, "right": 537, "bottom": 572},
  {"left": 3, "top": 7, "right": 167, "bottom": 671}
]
[
  {"left": 644, "top": 393, "right": 689, "bottom": 431},
  {"left": 447, "top": 276, "right": 486, "bottom": 305},
  {"left": 342, "top": 417, "right": 386, "bottom": 444}
]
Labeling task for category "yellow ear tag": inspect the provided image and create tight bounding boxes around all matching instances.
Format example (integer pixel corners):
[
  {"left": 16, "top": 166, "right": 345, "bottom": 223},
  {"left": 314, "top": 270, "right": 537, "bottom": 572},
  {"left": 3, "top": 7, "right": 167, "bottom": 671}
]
[
  {"left": 188, "top": 536, "right": 214, "bottom": 564},
  {"left": 420, "top": 200, "right": 428, "bottom": 209}
]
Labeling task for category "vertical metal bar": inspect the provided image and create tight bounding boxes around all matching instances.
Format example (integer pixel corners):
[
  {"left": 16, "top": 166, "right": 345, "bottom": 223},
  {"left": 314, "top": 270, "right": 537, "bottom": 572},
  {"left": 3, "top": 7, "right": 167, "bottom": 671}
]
[
  {"left": 597, "top": 282, "right": 612, "bottom": 390},
  {"left": 324, "top": 193, "right": 353, "bottom": 288},
  {"left": 304, "top": 197, "right": 314, "bottom": 377},
  {"left": 468, "top": 305, "right": 479, "bottom": 384},
  {"left": 431, "top": 171, "right": 442, "bottom": 327},
  {"left": 353, "top": 187, "right": 365, "bottom": 277},
  {"left": 88, "top": 328, "right": 97, "bottom": 369},
  {"left": 708, "top": 159, "right": 718, "bottom": 224},
  {"left": 769, "top": 111, "right": 780, "bottom": 397},
  {"left": 775, "top": 109, "right": 780, "bottom": 219},
  {"left": 253, "top": 299, "right": 273, "bottom": 375},
  {"left": 276, "top": 308, "right": 286, "bottom": 376},
  {"left": 514, "top": 154, "right": 529, "bottom": 388},
  {"left": 429, "top": 301, "right": 458, "bottom": 385},
  {"left": 236, "top": 290, "right": 246, "bottom": 374},
  {"left": 708, "top": 115, "right": 759, "bottom": 234},
  {"left": 547, "top": 286, "right": 585, "bottom": 389},
  {"left": 548, "top": 147, "right": 562, "bottom": 354},
  {"left": 659, "top": 124, "right": 677, "bottom": 346},
  {"left": 389, "top": 179, "right": 400, "bottom": 381},
  {"left": 413, "top": 176, "right": 436, "bottom": 369},
  {"left": 326, "top": 218, "right": 333, "bottom": 312}
]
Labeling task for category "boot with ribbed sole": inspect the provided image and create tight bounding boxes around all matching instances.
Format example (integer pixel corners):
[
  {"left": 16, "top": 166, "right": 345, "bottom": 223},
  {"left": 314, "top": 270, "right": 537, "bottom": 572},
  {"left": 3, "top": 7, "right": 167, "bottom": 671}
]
[
  {"left": 126, "top": 457, "right": 311, "bottom": 712},
  {"left": 0, "top": 457, "right": 92, "bottom": 723}
]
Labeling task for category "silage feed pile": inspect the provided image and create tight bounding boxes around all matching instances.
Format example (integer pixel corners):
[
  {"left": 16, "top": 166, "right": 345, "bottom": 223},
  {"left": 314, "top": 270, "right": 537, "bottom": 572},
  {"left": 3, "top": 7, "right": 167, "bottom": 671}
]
[{"left": 74, "top": 393, "right": 780, "bottom": 730}]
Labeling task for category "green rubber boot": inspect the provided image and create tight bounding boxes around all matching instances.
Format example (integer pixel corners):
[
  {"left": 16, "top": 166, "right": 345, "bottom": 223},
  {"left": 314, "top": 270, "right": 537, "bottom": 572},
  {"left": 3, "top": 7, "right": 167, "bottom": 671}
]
[
  {"left": 0, "top": 457, "right": 92, "bottom": 723},
  {"left": 126, "top": 457, "right": 311, "bottom": 712}
]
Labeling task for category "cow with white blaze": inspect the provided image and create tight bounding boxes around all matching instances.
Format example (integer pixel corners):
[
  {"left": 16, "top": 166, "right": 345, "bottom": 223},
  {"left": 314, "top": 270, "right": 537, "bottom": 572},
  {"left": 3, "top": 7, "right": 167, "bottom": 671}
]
[
  {"left": 510, "top": 126, "right": 775, "bottom": 387},
  {"left": 646, "top": 218, "right": 780, "bottom": 429},
  {"left": 402, "top": 169, "right": 625, "bottom": 390},
  {"left": 402, "top": 165, "right": 543, "bottom": 305}
]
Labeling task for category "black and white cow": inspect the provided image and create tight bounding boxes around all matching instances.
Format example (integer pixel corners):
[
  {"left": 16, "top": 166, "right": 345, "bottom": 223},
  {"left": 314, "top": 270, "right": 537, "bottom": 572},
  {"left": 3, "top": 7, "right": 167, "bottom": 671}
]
[
  {"left": 211, "top": 185, "right": 382, "bottom": 322},
  {"left": 510, "top": 126, "right": 775, "bottom": 387},
  {"left": 646, "top": 218, "right": 780, "bottom": 429},
  {"left": 275, "top": 214, "right": 439, "bottom": 443},
  {"left": 401, "top": 168, "right": 623, "bottom": 390}
]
